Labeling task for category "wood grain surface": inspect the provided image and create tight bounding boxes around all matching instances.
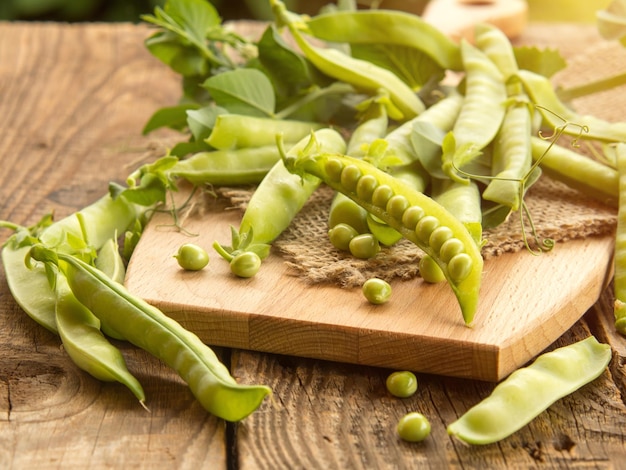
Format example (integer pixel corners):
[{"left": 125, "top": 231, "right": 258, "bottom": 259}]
[
  {"left": 126, "top": 185, "right": 614, "bottom": 381},
  {"left": 0, "top": 20, "right": 625, "bottom": 470}
]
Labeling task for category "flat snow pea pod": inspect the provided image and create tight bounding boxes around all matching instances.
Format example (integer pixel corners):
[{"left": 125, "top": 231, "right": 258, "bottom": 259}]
[
  {"left": 54, "top": 274, "right": 146, "bottom": 405},
  {"left": 171, "top": 146, "right": 281, "bottom": 186},
  {"left": 447, "top": 336, "right": 612, "bottom": 445},
  {"left": 517, "top": 69, "right": 626, "bottom": 143},
  {"left": 530, "top": 136, "right": 619, "bottom": 207},
  {"left": 482, "top": 100, "right": 532, "bottom": 211},
  {"left": 206, "top": 114, "right": 322, "bottom": 150},
  {"left": 29, "top": 246, "right": 271, "bottom": 422},
  {"left": 270, "top": 0, "right": 425, "bottom": 121},
  {"left": 283, "top": 152, "right": 483, "bottom": 325},
  {"left": 442, "top": 41, "right": 507, "bottom": 183},
  {"left": 613, "top": 143, "right": 626, "bottom": 335},
  {"left": 303, "top": 9, "right": 462, "bottom": 71}
]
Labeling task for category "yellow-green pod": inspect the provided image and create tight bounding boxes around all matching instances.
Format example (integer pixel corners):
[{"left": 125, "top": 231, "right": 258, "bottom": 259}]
[
  {"left": 447, "top": 336, "right": 612, "bottom": 445},
  {"left": 55, "top": 274, "right": 146, "bottom": 405}
]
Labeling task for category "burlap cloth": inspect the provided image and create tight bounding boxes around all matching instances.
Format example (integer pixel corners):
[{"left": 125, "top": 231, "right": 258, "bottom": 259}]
[{"left": 214, "top": 24, "right": 625, "bottom": 288}]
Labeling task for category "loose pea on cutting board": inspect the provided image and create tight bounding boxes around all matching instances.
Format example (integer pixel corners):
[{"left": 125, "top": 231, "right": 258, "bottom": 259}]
[{"left": 125, "top": 187, "right": 614, "bottom": 382}]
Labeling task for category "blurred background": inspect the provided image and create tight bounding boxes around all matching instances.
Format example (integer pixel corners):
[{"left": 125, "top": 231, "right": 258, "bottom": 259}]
[{"left": 0, "top": 0, "right": 611, "bottom": 23}]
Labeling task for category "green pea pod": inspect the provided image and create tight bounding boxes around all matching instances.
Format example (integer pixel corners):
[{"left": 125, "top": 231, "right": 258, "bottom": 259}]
[
  {"left": 1, "top": 244, "right": 58, "bottom": 333},
  {"left": 206, "top": 114, "right": 322, "bottom": 150},
  {"left": 447, "top": 336, "right": 612, "bottom": 445},
  {"left": 238, "top": 128, "right": 347, "bottom": 246},
  {"left": 29, "top": 246, "right": 271, "bottom": 422},
  {"left": 95, "top": 237, "right": 127, "bottom": 340},
  {"left": 432, "top": 178, "right": 483, "bottom": 246},
  {"left": 518, "top": 69, "right": 626, "bottom": 143},
  {"left": 171, "top": 146, "right": 282, "bottom": 186},
  {"left": 474, "top": 23, "right": 519, "bottom": 83},
  {"left": 1, "top": 194, "right": 142, "bottom": 335},
  {"left": 304, "top": 9, "right": 462, "bottom": 71},
  {"left": 40, "top": 193, "right": 141, "bottom": 252},
  {"left": 613, "top": 143, "right": 626, "bottom": 336},
  {"left": 283, "top": 151, "right": 484, "bottom": 326},
  {"left": 530, "top": 136, "right": 619, "bottom": 207},
  {"left": 482, "top": 100, "right": 533, "bottom": 211},
  {"left": 54, "top": 274, "right": 146, "bottom": 405},
  {"left": 270, "top": 0, "right": 425, "bottom": 121},
  {"left": 442, "top": 41, "right": 507, "bottom": 183}
]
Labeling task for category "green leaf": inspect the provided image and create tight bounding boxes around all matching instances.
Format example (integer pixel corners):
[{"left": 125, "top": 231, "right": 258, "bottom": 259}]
[
  {"left": 513, "top": 46, "right": 567, "bottom": 78},
  {"left": 187, "top": 105, "right": 226, "bottom": 142},
  {"left": 143, "top": 104, "right": 200, "bottom": 134},
  {"left": 202, "top": 69, "right": 276, "bottom": 117},
  {"left": 117, "top": 174, "right": 168, "bottom": 207},
  {"left": 170, "top": 140, "right": 212, "bottom": 157},
  {"left": 163, "top": 0, "right": 222, "bottom": 41},
  {"left": 144, "top": 32, "right": 208, "bottom": 77},
  {"left": 257, "top": 24, "right": 316, "bottom": 97},
  {"left": 350, "top": 43, "right": 445, "bottom": 90}
]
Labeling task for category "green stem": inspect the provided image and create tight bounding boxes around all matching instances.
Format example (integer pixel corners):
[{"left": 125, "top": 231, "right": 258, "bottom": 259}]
[{"left": 556, "top": 72, "right": 626, "bottom": 102}]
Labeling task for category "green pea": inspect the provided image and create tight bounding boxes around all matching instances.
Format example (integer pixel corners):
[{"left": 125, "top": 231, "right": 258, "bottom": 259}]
[
  {"left": 386, "top": 195, "right": 410, "bottom": 220},
  {"left": 419, "top": 255, "right": 445, "bottom": 284},
  {"left": 230, "top": 251, "right": 262, "bottom": 278},
  {"left": 439, "top": 238, "right": 465, "bottom": 263},
  {"left": 447, "top": 253, "right": 473, "bottom": 282},
  {"left": 386, "top": 371, "right": 417, "bottom": 398},
  {"left": 397, "top": 412, "right": 431, "bottom": 442},
  {"left": 415, "top": 215, "right": 440, "bottom": 244},
  {"left": 349, "top": 233, "right": 380, "bottom": 259},
  {"left": 401, "top": 205, "right": 425, "bottom": 231},
  {"left": 371, "top": 184, "right": 394, "bottom": 208},
  {"left": 356, "top": 174, "right": 379, "bottom": 201},
  {"left": 174, "top": 243, "right": 209, "bottom": 271},
  {"left": 362, "top": 278, "right": 392, "bottom": 305},
  {"left": 328, "top": 223, "right": 358, "bottom": 251},
  {"left": 428, "top": 226, "right": 454, "bottom": 253},
  {"left": 341, "top": 164, "right": 362, "bottom": 192},
  {"left": 324, "top": 157, "right": 344, "bottom": 182}
]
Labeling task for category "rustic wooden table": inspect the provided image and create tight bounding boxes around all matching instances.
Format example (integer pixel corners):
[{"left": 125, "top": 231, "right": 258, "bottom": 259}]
[{"left": 0, "top": 20, "right": 625, "bottom": 469}]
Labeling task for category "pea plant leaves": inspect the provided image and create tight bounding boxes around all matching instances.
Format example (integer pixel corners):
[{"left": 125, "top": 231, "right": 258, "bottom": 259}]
[{"left": 202, "top": 69, "right": 276, "bottom": 117}]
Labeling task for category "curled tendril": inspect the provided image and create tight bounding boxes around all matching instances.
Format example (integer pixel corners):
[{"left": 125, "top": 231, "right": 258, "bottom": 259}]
[{"left": 446, "top": 104, "right": 585, "bottom": 255}]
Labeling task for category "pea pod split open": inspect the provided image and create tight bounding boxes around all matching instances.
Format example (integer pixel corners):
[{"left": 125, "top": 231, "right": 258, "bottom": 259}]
[
  {"left": 282, "top": 148, "right": 484, "bottom": 326},
  {"left": 28, "top": 245, "right": 271, "bottom": 422}
]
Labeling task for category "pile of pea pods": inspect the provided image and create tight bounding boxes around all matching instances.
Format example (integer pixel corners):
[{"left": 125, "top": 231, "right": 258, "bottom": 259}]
[
  {"left": 0, "top": 0, "right": 621, "bottom": 435},
  {"left": 139, "top": 0, "right": 626, "bottom": 326}
]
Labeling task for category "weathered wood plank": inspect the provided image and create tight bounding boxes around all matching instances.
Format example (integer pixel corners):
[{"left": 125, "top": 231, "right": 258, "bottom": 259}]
[
  {"left": 231, "top": 319, "right": 626, "bottom": 469},
  {"left": 0, "top": 21, "right": 229, "bottom": 469}
]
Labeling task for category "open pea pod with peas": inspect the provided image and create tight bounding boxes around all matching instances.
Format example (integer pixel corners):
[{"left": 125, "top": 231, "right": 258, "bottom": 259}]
[{"left": 281, "top": 139, "right": 484, "bottom": 326}]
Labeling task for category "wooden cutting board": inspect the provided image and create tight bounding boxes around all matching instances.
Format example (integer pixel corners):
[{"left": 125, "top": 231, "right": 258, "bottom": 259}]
[{"left": 125, "top": 188, "right": 615, "bottom": 382}]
